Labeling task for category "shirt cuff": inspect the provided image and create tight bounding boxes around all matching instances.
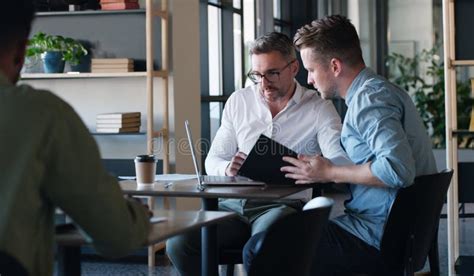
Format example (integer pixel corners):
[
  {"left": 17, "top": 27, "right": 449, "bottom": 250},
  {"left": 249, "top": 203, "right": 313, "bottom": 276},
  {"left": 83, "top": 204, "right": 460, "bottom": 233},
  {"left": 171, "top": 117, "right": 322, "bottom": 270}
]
[
  {"left": 370, "top": 159, "right": 397, "bottom": 188},
  {"left": 206, "top": 159, "right": 231, "bottom": 176}
]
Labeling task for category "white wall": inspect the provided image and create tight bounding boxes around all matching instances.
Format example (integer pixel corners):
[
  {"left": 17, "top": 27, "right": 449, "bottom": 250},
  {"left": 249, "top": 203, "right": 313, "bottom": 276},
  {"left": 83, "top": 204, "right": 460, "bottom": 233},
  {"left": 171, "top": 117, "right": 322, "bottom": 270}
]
[
  {"left": 348, "top": 0, "right": 434, "bottom": 72},
  {"left": 348, "top": 0, "right": 376, "bottom": 69},
  {"left": 169, "top": 0, "right": 201, "bottom": 174},
  {"left": 388, "top": 0, "right": 433, "bottom": 55}
]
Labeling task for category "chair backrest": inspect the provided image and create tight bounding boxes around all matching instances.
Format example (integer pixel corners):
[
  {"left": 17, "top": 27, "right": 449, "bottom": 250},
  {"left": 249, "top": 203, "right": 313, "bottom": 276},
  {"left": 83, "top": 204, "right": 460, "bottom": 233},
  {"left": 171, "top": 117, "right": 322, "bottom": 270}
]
[
  {"left": 380, "top": 170, "right": 453, "bottom": 272},
  {"left": 248, "top": 197, "right": 333, "bottom": 276},
  {"left": 303, "top": 196, "right": 335, "bottom": 211},
  {"left": 0, "top": 251, "right": 28, "bottom": 276}
]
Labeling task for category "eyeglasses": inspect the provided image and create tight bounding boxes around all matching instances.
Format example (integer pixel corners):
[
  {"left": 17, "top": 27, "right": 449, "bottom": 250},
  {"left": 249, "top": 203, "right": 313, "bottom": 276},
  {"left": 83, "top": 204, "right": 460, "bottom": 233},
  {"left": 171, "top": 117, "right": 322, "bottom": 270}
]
[{"left": 247, "top": 60, "right": 296, "bottom": 84}]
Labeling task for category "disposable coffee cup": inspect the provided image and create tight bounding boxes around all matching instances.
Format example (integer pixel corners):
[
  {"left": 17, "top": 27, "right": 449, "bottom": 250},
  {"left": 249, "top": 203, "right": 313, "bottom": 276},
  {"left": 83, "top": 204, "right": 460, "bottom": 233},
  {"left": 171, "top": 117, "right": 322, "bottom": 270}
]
[{"left": 135, "top": 155, "right": 157, "bottom": 185}]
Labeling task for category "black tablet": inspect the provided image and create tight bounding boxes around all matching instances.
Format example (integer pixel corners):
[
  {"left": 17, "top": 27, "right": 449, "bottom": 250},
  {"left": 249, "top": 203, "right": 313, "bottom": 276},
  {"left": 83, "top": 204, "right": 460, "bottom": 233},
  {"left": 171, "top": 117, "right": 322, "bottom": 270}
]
[{"left": 238, "top": 134, "right": 298, "bottom": 185}]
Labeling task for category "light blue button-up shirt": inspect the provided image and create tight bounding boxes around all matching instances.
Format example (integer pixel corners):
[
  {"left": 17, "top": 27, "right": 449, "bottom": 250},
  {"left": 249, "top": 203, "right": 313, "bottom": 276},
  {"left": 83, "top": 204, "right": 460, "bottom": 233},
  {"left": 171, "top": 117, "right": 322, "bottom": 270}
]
[{"left": 332, "top": 68, "right": 437, "bottom": 249}]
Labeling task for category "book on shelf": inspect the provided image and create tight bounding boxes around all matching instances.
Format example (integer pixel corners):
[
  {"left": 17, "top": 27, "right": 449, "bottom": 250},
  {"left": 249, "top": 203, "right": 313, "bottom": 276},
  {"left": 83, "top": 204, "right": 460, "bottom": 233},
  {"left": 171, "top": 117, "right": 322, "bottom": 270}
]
[
  {"left": 100, "top": 0, "right": 138, "bottom": 3},
  {"left": 96, "top": 126, "right": 141, "bottom": 133},
  {"left": 91, "top": 58, "right": 133, "bottom": 65},
  {"left": 97, "top": 112, "right": 141, "bottom": 120},
  {"left": 101, "top": 2, "right": 140, "bottom": 10},
  {"left": 97, "top": 122, "right": 141, "bottom": 128},
  {"left": 91, "top": 68, "right": 134, "bottom": 73},
  {"left": 96, "top": 117, "right": 141, "bottom": 124}
]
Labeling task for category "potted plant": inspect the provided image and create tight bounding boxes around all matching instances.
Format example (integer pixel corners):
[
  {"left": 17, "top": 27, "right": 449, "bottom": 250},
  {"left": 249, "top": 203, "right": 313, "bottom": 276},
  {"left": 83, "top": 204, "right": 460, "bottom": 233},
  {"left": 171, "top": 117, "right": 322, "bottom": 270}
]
[
  {"left": 26, "top": 32, "right": 88, "bottom": 73},
  {"left": 387, "top": 47, "right": 474, "bottom": 149}
]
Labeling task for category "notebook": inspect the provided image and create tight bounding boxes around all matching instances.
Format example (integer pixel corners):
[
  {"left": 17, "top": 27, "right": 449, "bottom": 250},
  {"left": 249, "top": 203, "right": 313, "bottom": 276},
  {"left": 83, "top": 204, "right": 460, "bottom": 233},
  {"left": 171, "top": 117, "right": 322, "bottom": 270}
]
[
  {"left": 185, "top": 120, "right": 265, "bottom": 187},
  {"left": 238, "top": 134, "right": 298, "bottom": 185}
]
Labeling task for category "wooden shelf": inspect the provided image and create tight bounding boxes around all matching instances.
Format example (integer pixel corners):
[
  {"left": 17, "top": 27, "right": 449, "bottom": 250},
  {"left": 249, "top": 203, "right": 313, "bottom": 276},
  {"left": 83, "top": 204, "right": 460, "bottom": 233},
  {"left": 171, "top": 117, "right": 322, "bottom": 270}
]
[
  {"left": 452, "top": 130, "right": 474, "bottom": 136},
  {"left": 21, "top": 71, "right": 167, "bottom": 80},
  {"left": 451, "top": 60, "right": 474, "bottom": 66},
  {"left": 91, "top": 132, "right": 146, "bottom": 136},
  {"left": 90, "top": 127, "right": 167, "bottom": 137},
  {"left": 36, "top": 9, "right": 167, "bottom": 17}
]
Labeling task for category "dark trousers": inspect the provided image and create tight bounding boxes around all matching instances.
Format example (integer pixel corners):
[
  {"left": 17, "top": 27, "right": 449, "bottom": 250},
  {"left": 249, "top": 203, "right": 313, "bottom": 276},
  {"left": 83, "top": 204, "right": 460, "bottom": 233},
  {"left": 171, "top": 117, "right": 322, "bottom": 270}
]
[
  {"left": 243, "top": 221, "right": 381, "bottom": 275},
  {"left": 166, "top": 200, "right": 302, "bottom": 276}
]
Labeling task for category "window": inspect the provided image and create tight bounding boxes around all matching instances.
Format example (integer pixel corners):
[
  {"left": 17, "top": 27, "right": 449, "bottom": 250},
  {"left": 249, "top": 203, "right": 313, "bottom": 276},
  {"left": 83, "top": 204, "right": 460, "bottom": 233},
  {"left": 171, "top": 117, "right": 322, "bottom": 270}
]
[
  {"left": 201, "top": 0, "right": 256, "bottom": 162},
  {"left": 273, "top": 0, "right": 290, "bottom": 36}
]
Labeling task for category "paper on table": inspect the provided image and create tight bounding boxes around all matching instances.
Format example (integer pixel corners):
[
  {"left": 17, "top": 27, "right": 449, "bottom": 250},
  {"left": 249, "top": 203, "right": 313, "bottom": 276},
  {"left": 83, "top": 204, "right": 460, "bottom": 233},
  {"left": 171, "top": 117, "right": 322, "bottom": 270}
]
[
  {"left": 118, "top": 174, "right": 196, "bottom": 181},
  {"left": 118, "top": 176, "right": 136, "bottom": 180},
  {"left": 150, "top": 216, "right": 168, "bottom": 223}
]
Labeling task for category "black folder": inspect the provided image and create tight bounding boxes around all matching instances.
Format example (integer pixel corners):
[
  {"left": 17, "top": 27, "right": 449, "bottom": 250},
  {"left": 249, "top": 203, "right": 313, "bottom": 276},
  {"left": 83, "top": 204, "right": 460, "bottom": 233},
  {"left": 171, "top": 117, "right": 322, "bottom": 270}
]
[{"left": 238, "top": 134, "right": 298, "bottom": 185}]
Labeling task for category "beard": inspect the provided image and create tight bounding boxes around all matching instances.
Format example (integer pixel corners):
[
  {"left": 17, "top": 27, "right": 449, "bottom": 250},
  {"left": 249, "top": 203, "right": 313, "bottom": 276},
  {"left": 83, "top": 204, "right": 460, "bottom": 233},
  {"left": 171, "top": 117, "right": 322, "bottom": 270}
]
[
  {"left": 319, "top": 89, "right": 338, "bottom": 100},
  {"left": 261, "top": 86, "right": 287, "bottom": 101},
  {"left": 315, "top": 81, "right": 339, "bottom": 100}
]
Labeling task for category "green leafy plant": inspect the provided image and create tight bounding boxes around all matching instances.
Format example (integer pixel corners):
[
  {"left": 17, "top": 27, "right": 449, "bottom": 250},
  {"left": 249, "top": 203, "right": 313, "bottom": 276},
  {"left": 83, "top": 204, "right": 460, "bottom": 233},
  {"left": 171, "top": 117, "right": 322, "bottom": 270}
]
[
  {"left": 26, "top": 32, "right": 88, "bottom": 66},
  {"left": 387, "top": 47, "right": 474, "bottom": 148}
]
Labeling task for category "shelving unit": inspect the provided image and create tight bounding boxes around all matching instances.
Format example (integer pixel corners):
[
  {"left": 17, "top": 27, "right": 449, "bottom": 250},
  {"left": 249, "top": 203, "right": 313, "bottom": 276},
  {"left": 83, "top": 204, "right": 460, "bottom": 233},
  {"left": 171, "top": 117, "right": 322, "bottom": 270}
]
[
  {"left": 23, "top": 0, "right": 170, "bottom": 268},
  {"left": 36, "top": 9, "right": 147, "bottom": 17},
  {"left": 443, "top": 0, "right": 474, "bottom": 275},
  {"left": 21, "top": 2, "right": 170, "bottom": 173},
  {"left": 21, "top": 71, "right": 167, "bottom": 79}
]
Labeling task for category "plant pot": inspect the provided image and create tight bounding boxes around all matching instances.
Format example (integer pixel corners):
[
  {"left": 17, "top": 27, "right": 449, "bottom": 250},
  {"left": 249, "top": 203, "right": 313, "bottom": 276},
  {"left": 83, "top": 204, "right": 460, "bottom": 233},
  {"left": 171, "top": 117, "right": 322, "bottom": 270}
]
[
  {"left": 68, "top": 54, "right": 91, "bottom": 72},
  {"left": 21, "top": 56, "right": 43, "bottom": 74},
  {"left": 42, "top": 51, "right": 65, "bottom": 73}
]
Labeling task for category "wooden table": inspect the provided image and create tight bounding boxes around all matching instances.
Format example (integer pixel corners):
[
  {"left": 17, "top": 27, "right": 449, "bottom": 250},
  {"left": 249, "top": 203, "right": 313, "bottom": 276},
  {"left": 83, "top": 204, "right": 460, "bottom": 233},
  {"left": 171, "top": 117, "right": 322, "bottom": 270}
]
[
  {"left": 119, "top": 179, "right": 311, "bottom": 276},
  {"left": 55, "top": 210, "right": 237, "bottom": 276}
]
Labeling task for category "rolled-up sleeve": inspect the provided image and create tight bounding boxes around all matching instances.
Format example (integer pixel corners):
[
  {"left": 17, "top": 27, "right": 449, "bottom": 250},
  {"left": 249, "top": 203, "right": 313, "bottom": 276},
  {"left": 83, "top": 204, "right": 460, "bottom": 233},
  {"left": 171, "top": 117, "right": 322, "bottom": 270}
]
[
  {"left": 355, "top": 91, "right": 415, "bottom": 188},
  {"left": 205, "top": 96, "right": 238, "bottom": 176}
]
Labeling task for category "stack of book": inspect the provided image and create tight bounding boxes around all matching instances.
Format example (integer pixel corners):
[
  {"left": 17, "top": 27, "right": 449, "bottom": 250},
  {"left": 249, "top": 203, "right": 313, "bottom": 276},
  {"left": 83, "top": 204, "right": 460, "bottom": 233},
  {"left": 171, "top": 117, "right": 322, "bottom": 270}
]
[
  {"left": 96, "top": 112, "right": 141, "bottom": 133},
  {"left": 100, "top": 0, "right": 139, "bottom": 10},
  {"left": 91, "top": 58, "right": 134, "bottom": 73}
]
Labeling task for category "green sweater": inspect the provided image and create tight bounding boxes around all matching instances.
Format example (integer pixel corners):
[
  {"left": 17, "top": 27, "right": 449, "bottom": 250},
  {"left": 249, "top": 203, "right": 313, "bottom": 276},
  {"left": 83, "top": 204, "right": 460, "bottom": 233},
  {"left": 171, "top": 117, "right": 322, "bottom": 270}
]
[{"left": 0, "top": 74, "right": 150, "bottom": 275}]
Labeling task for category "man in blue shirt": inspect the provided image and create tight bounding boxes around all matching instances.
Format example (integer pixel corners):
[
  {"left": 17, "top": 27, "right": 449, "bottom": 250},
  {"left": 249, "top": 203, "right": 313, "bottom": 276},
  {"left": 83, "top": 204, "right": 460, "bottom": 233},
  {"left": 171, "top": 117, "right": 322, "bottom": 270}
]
[{"left": 276, "top": 15, "right": 437, "bottom": 274}]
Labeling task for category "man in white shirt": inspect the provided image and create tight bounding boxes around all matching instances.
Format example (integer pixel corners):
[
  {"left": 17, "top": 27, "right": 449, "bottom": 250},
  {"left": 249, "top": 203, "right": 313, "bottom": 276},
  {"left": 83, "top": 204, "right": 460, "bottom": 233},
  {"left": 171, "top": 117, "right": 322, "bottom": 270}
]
[{"left": 166, "top": 32, "right": 347, "bottom": 275}]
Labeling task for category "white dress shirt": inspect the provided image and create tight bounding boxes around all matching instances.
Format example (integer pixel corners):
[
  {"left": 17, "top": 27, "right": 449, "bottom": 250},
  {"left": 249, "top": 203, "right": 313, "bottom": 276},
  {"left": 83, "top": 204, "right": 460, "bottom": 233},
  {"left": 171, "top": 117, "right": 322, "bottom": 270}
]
[{"left": 205, "top": 81, "right": 350, "bottom": 201}]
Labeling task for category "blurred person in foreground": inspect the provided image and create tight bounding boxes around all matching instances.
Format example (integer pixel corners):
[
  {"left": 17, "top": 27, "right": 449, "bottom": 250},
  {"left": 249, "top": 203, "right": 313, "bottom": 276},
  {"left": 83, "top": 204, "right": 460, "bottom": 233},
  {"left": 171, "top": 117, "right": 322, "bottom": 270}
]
[{"left": 0, "top": 2, "right": 151, "bottom": 275}]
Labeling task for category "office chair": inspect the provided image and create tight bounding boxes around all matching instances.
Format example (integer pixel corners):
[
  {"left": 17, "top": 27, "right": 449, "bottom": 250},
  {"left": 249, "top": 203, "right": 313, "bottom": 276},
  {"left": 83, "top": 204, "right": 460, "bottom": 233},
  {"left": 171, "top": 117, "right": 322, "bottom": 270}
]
[
  {"left": 219, "top": 185, "right": 328, "bottom": 276},
  {"left": 0, "top": 251, "right": 28, "bottom": 276},
  {"left": 246, "top": 196, "right": 333, "bottom": 276},
  {"left": 354, "top": 170, "right": 453, "bottom": 276}
]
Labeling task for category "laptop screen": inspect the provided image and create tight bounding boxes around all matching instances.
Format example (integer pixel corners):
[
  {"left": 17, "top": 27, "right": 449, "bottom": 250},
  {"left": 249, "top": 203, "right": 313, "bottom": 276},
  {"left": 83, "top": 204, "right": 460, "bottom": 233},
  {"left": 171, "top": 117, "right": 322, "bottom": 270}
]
[{"left": 184, "top": 120, "right": 203, "bottom": 185}]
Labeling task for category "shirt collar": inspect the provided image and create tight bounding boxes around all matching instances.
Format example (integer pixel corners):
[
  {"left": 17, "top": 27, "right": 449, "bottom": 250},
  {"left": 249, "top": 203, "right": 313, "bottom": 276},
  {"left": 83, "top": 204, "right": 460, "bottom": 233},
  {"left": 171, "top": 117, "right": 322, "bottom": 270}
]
[
  {"left": 290, "top": 80, "right": 305, "bottom": 105},
  {"left": 345, "top": 67, "right": 374, "bottom": 106}
]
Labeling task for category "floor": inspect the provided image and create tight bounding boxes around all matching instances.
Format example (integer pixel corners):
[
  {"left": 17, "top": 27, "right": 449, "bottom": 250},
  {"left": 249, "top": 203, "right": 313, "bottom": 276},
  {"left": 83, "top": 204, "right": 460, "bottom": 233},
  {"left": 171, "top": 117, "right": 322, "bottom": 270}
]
[{"left": 69, "top": 192, "right": 474, "bottom": 276}]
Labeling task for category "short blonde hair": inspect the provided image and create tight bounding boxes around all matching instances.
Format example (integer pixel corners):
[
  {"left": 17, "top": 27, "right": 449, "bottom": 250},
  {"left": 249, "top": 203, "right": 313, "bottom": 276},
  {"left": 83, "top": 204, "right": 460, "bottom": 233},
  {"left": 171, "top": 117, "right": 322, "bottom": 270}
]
[{"left": 294, "top": 15, "right": 363, "bottom": 66}]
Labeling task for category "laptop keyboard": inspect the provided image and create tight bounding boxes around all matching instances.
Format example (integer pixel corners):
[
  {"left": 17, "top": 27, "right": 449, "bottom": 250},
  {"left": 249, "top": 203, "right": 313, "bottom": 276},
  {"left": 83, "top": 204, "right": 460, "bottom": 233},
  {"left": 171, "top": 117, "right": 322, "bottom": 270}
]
[{"left": 202, "top": 175, "right": 236, "bottom": 182}]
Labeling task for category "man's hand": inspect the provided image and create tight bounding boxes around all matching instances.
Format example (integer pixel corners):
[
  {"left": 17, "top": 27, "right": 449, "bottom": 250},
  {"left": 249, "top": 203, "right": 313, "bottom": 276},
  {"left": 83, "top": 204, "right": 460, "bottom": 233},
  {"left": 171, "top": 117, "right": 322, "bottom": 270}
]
[
  {"left": 281, "top": 154, "right": 334, "bottom": 184},
  {"left": 225, "top": 151, "right": 248, "bottom": 176}
]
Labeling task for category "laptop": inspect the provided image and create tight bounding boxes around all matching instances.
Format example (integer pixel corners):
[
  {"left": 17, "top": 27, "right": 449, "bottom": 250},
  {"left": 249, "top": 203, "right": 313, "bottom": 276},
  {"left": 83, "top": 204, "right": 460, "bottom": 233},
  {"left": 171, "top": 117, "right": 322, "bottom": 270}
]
[{"left": 185, "top": 120, "right": 265, "bottom": 187}]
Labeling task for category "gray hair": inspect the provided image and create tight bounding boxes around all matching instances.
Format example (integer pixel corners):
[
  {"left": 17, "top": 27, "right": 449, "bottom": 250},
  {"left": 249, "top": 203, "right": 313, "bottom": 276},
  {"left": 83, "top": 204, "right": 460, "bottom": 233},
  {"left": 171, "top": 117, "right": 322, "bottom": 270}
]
[{"left": 249, "top": 32, "right": 296, "bottom": 61}]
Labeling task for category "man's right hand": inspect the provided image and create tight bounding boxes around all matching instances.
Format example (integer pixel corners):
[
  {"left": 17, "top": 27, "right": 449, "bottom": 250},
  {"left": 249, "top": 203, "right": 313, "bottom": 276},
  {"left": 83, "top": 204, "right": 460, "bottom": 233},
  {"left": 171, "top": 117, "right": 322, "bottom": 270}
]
[{"left": 225, "top": 151, "right": 248, "bottom": 176}]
